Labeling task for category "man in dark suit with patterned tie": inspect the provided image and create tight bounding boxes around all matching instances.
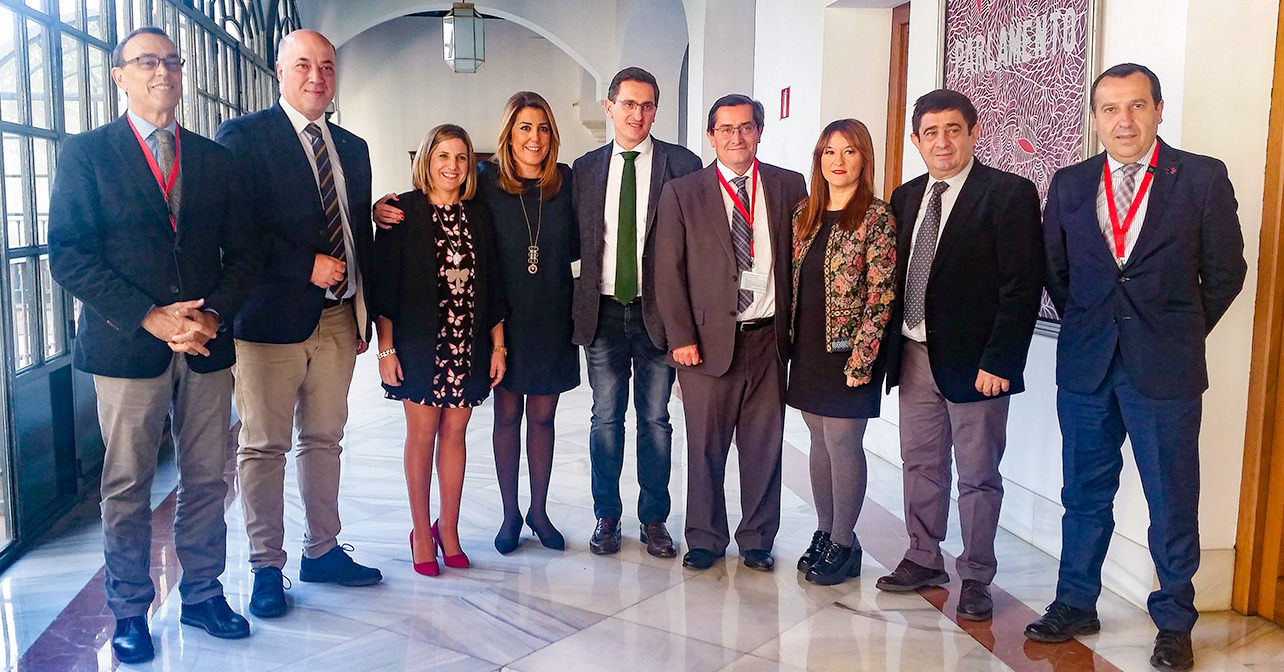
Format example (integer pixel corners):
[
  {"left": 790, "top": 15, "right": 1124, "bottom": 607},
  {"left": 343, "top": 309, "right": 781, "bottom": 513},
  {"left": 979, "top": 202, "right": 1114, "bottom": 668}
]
[
  {"left": 655, "top": 94, "right": 808, "bottom": 572},
  {"left": 877, "top": 89, "right": 1044, "bottom": 622},
  {"left": 571, "top": 67, "right": 702, "bottom": 558},
  {"left": 49, "top": 27, "right": 259, "bottom": 663},
  {"left": 215, "top": 29, "right": 381, "bottom": 620},
  {"left": 1027, "top": 63, "right": 1246, "bottom": 671}
]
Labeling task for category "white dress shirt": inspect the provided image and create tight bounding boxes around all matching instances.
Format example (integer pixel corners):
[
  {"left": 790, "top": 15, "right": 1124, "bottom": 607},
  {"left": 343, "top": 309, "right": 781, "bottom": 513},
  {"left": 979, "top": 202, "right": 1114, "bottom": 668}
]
[
  {"left": 902, "top": 157, "right": 975, "bottom": 342},
  {"left": 1095, "top": 139, "right": 1157, "bottom": 267},
  {"left": 716, "top": 160, "right": 774, "bottom": 321},
  {"left": 601, "top": 135, "right": 654, "bottom": 296},
  {"left": 279, "top": 96, "right": 358, "bottom": 301}
]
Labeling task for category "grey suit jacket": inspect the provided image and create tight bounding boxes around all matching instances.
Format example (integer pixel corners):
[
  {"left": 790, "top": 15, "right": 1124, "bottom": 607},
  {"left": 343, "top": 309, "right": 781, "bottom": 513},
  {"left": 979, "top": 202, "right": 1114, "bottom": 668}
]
[
  {"left": 655, "top": 161, "right": 808, "bottom": 377},
  {"left": 571, "top": 137, "right": 702, "bottom": 349}
]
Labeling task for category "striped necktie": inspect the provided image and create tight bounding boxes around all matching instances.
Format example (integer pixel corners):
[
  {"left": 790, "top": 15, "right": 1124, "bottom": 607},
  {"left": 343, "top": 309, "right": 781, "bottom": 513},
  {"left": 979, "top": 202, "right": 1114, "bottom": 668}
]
[
  {"left": 304, "top": 122, "right": 348, "bottom": 298},
  {"left": 730, "top": 175, "right": 753, "bottom": 313}
]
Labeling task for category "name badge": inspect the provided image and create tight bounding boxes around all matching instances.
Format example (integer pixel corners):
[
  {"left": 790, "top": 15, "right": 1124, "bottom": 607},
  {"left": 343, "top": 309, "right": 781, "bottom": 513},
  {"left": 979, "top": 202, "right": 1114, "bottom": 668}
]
[{"left": 740, "top": 271, "right": 769, "bottom": 293}]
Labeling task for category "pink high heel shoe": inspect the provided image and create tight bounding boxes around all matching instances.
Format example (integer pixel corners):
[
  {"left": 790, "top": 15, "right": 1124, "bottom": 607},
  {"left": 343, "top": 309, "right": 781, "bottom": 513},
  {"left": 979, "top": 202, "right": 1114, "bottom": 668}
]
[
  {"left": 410, "top": 530, "right": 439, "bottom": 576},
  {"left": 433, "top": 520, "right": 470, "bottom": 569}
]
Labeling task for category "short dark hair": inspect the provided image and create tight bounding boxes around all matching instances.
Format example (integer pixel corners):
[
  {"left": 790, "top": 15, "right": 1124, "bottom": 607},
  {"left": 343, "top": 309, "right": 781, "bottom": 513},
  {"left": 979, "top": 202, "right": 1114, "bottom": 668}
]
[
  {"left": 112, "top": 26, "right": 171, "bottom": 67},
  {"left": 608, "top": 67, "right": 660, "bottom": 106},
  {"left": 706, "top": 94, "right": 765, "bottom": 133},
  {"left": 1090, "top": 62, "right": 1163, "bottom": 110},
  {"left": 911, "top": 89, "right": 977, "bottom": 135}
]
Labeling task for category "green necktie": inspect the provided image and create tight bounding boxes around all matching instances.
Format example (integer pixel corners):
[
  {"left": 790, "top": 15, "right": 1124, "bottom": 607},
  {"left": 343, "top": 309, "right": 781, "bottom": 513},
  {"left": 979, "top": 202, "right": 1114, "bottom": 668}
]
[{"left": 615, "top": 150, "right": 640, "bottom": 304}]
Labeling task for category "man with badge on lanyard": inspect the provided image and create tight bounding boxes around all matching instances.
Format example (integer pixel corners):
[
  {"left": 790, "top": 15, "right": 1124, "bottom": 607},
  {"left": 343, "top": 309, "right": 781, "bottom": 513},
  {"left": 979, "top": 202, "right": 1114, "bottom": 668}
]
[
  {"left": 655, "top": 94, "right": 807, "bottom": 571},
  {"left": 48, "top": 26, "right": 260, "bottom": 663},
  {"left": 1028, "top": 63, "right": 1246, "bottom": 671}
]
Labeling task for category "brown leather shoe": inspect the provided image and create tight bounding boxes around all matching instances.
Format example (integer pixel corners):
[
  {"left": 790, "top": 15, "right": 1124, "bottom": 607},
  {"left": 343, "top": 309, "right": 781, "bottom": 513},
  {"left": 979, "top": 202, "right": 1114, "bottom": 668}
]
[
  {"left": 589, "top": 517, "right": 621, "bottom": 555},
  {"left": 640, "top": 522, "right": 677, "bottom": 558},
  {"left": 956, "top": 579, "right": 993, "bottom": 621}
]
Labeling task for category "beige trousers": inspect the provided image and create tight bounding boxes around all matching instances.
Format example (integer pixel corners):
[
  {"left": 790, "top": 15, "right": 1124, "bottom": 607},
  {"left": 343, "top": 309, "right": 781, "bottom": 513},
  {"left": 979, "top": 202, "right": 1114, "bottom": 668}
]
[{"left": 234, "top": 305, "right": 358, "bottom": 569}]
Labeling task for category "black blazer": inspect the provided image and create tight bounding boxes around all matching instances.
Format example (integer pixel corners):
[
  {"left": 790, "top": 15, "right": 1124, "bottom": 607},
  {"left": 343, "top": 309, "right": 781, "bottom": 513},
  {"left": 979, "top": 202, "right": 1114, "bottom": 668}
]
[
  {"left": 1044, "top": 139, "right": 1246, "bottom": 399},
  {"left": 369, "top": 192, "right": 510, "bottom": 401},
  {"left": 655, "top": 162, "right": 808, "bottom": 377},
  {"left": 884, "top": 160, "right": 1044, "bottom": 403},
  {"left": 570, "top": 137, "right": 702, "bottom": 349},
  {"left": 48, "top": 116, "right": 260, "bottom": 378},
  {"left": 214, "top": 103, "right": 374, "bottom": 344}
]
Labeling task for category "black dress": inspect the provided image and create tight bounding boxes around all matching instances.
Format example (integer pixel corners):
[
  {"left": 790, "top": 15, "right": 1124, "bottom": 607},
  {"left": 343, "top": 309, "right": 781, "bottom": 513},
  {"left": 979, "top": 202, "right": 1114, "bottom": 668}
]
[
  {"left": 477, "top": 162, "right": 580, "bottom": 395},
  {"left": 786, "top": 211, "right": 886, "bottom": 419}
]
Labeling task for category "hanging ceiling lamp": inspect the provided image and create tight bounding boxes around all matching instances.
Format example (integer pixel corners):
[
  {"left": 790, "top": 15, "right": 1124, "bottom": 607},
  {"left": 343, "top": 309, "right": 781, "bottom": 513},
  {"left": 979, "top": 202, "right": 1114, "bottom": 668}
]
[{"left": 443, "top": 3, "right": 485, "bottom": 73}]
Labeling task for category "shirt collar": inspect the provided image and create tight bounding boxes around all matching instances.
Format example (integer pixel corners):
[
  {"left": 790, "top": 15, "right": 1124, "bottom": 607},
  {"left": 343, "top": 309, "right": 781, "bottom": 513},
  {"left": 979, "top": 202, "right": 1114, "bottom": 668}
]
[
  {"left": 716, "top": 158, "right": 758, "bottom": 183},
  {"left": 927, "top": 156, "right": 974, "bottom": 193},
  {"left": 125, "top": 109, "right": 177, "bottom": 140},
  {"left": 613, "top": 135, "right": 653, "bottom": 158},
  {"left": 1106, "top": 138, "right": 1159, "bottom": 172},
  {"left": 279, "top": 95, "right": 326, "bottom": 136}
]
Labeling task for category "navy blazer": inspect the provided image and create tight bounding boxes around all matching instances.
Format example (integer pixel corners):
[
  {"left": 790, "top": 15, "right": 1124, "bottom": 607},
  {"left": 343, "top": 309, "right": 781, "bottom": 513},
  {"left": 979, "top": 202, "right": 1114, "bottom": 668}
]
[
  {"left": 884, "top": 161, "right": 1045, "bottom": 403},
  {"left": 570, "top": 137, "right": 702, "bottom": 349},
  {"left": 1044, "top": 139, "right": 1246, "bottom": 399},
  {"left": 49, "top": 115, "right": 260, "bottom": 378},
  {"left": 214, "top": 103, "right": 374, "bottom": 344}
]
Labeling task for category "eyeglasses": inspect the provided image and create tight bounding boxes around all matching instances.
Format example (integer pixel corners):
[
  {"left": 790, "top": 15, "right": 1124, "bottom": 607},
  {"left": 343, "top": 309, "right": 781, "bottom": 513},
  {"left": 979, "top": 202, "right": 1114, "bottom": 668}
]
[
  {"left": 121, "top": 55, "right": 185, "bottom": 71},
  {"left": 713, "top": 123, "right": 759, "bottom": 137},
  {"left": 616, "top": 100, "right": 657, "bottom": 114}
]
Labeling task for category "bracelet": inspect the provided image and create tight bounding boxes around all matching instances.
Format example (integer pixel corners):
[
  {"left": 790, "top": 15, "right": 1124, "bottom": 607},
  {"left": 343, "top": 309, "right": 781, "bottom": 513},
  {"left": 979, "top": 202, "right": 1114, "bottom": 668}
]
[
  {"left": 493, "top": 345, "right": 507, "bottom": 355},
  {"left": 376, "top": 347, "right": 396, "bottom": 360}
]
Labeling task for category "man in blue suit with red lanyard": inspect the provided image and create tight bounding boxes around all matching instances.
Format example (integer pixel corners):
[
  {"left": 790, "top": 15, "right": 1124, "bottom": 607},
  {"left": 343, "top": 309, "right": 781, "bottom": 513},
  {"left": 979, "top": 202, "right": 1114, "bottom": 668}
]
[{"left": 1027, "top": 63, "right": 1247, "bottom": 671}]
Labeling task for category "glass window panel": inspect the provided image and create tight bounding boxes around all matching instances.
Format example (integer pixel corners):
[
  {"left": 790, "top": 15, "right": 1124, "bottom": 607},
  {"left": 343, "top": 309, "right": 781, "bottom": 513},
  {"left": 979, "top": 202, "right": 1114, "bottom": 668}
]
[
  {"left": 27, "top": 20, "right": 52, "bottom": 129},
  {"left": 33, "top": 138, "right": 52, "bottom": 246},
  {"left": 85, "top": 0, "right": 104, "bottom": 41},
  {"left": 4, "top": 135, "right": 28, "bottom": 250},
  {"left": 62, "top": 35, "right": 83, "bottom": 134},
  {"left": 10, "top": 257, "right": 36, "bottom": 371},
  {"left": 59, "top": 0, "right": 82, "bottom": 31},
  {"left": 0, "top": 8, "right": 19, "bottom": 123},
  {"left": 39, "top": 254, "right": 65, "bottom": 359},
  {"left": 25, "top": 0, "right": 47, "bottom": 14},
  {"left": 89, "top": 46, "right": 108, "bottom": 127}
]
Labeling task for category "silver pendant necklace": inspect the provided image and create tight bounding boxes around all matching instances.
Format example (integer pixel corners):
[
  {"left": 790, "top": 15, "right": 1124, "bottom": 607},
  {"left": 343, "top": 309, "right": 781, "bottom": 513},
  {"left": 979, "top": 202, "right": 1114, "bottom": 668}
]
[
  {"left": 518, "top": 183, "right": 543, "bottom": 275},
  {"left": 431, "top": 203, "right": 470, "bottom": 276}
]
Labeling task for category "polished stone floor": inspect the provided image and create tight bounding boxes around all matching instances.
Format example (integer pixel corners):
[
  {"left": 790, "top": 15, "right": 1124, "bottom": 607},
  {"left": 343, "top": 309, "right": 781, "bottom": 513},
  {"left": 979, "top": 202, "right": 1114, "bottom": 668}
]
[{"left": 1, "top": 353, "right": 1282, "bottom": 671}]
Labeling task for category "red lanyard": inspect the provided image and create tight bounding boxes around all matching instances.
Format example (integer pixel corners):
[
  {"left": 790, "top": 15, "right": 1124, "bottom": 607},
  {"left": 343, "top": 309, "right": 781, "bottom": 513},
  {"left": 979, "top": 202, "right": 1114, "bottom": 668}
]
[
  {"left": 1103, "top": 143, "right": 1159, "bottom": 260},
  {"left": 127, "top": 115, "right": 181, "bottom": 231},
  {"left": 717, "top": 161, "right": 759, "bottom": 259}
]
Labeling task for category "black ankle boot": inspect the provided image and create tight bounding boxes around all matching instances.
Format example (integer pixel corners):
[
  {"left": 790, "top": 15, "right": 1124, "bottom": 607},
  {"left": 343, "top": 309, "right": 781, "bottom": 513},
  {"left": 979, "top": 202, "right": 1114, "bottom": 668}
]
[
  {"left": 797, "top": 530, "right": 831, "bottom": 572},
  {"left": 805, "top": 541, "right": 862, "bottom": 585}
]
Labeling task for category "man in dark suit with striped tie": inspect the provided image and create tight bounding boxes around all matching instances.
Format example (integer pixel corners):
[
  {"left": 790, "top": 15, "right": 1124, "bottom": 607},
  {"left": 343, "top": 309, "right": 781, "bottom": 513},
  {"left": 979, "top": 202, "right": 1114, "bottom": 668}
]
[{"left": 215, "top": 29, "right": 381, "bottom": 621}]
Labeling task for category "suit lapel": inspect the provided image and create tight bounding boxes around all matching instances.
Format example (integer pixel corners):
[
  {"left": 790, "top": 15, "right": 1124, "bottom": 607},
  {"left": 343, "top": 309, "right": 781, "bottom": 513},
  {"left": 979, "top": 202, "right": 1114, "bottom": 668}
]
[
  {"left": 173, "top": 125, "right": 200, "bottom": 238},
  {"left": 897, "top": 179, "right": 926, "bottom": 274},
  {"left": 586, "top": 144, "right": 610, "bottom": 252},
  {"left": 645, "top": 141, "right": 668, "bottom": 235},
  {"left": 698, "top": 165, "right": 736, "bottom": 263},
  {"left": 761, "top": 164, "right": 785, "bottom": 243},
  {"left": 331, "top": 126, "right": 362, "bottom": 211},
  {"left": 929, "top": 162, "right": 988, "bottom": 282},
  {"left": 109, "top": 117, "right": 171, "bottom": 232},
  {"left": 269, "top": 104, "right": 325, "bottom": 218},
  {"left": 1124, "top": 140, "right": 1179, "bottom": 269}
]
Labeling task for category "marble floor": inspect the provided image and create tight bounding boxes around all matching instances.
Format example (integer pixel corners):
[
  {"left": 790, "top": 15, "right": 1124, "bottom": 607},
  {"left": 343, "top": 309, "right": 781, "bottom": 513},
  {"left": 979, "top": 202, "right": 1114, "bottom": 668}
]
[{"left": 2, "top": 353, "right": 1282, "bottom": 671}]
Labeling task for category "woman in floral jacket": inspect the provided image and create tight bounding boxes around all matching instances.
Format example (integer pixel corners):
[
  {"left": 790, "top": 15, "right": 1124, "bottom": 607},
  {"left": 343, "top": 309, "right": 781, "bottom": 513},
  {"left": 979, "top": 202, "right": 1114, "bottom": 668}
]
[{"left": 787, "top": 118, "right": 896, "bottom": 586}]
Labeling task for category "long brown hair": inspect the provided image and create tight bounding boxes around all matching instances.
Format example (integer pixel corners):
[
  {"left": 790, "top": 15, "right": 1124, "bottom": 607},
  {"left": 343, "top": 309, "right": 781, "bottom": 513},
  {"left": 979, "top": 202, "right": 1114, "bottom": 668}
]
[
  {"left": 796, "top": 119, "right": 876, "bottom": 243},
  {"left": 411, "top": 124, "right": 478, "bottom": 201},
  {"left": 493, "top": 91, "right": 563, "bottom": 199}
]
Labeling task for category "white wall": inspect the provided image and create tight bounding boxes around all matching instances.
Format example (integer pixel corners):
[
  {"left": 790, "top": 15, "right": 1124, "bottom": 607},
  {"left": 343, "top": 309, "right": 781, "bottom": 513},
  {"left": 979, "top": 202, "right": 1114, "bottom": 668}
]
[
  {"left": 820, "top": 7, "right": 893, "bottom": 191},
  {"left": 334, "top": 17, "right": 601, "bottom": 200},
  {"left": 752, "top": 0, "right": 826, "bottom": 176}
]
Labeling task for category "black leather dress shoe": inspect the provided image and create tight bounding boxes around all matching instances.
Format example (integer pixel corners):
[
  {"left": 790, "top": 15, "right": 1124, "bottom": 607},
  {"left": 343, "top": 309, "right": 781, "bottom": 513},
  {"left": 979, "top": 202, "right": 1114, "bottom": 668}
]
[
  {"left": 111, "top": 616, "right": 154, "bottom": 663},
  {"left": 641, "top": 522, "right": 678, "bottom": 558},
  {"left": 682, "top": 548, "right": 723, "bottom": 570},
  {"left": 741, "top": 549, "right": 775, "bottom": 572},
  {"left": 804, "top": 541, "right": 860, "bottom": 585},
  {"left": 875, "top": 558, "right": 949, "bottom": 592},
  {"left": 299, "top": 544, "right": 382, "bottom": 586},
  {"left": 1150, "top": 630, "right": 1194, "bottom": 670},
  {"left": 180, "top": 596, "right": 251, "bottom": 639},
  {"left": 249, "top": 566, "right": 288, "bottom": 618},
  {"left": 797, "top": 530, "right": 831, "bottom": 572},
  {"left": 1024, "top": 601, "right": 1101, "bottom": 643},
  {"left": 956, "top": 579, "right": 993, "bottom": 621},
  {"left": 590, "top": 517, "right": 622, "bottom": 555}
]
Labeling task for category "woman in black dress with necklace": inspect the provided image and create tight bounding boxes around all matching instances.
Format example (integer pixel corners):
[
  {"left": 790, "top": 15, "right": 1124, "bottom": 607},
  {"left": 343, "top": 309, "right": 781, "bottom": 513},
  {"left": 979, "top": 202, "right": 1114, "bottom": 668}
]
[
  {"left": 371, "top": 124, "right": 508, "bottom": 576},
  {"left": 480, "top": 91, "right": 579, "bottom": 553}
]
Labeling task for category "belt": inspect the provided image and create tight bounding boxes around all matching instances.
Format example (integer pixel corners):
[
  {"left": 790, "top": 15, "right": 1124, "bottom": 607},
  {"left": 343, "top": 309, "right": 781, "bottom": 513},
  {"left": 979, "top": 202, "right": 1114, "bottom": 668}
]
[
  {"left": 604, "top": 294, "right": 641, "bottom": 306},
  {"left": 737, "top": 316, "right": 774, "bottom": 332},
  {"left": 324, "top": 296, "right": 351, "bottom": 309}
]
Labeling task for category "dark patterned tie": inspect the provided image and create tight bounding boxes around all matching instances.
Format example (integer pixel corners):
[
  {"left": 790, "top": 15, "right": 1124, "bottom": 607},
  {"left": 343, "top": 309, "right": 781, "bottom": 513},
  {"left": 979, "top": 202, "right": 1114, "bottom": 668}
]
[
  {"left": 153, "top": 128, "right": 181, "bottom": 223},
  {"left": 730, "top": 175, "right": 753, "bottom": 313},
  {"left": 304, "top": 123, "right": 348, "bottom": 298},
  {"left": 904, "top": 181, "right": 950, "bottom": 329},
  {"left": 615, "top": 150, "right": 640, "bottom": 304}
]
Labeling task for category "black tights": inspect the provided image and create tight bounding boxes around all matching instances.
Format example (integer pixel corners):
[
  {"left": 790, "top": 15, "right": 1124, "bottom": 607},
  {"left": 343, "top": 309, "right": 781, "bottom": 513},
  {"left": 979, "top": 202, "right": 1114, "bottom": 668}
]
[{"left": 493, "top": 387, "right": 560, "bottom": 524}]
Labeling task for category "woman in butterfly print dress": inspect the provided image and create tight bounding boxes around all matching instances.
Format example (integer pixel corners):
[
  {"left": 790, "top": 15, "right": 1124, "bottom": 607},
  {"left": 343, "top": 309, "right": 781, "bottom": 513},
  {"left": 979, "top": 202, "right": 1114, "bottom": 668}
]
[{"left": 370, "top": 124, "right": 509, "bottom": 576}]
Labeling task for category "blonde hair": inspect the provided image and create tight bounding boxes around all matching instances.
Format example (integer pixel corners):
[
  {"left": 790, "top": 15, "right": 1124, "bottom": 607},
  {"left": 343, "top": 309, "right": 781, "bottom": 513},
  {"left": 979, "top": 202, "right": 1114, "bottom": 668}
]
[
  {"left": 493, "top": 91, "right": 562, "bottom": 199},
  {"left": 411, "top": 124, "right": 477, "bottom": 201}
]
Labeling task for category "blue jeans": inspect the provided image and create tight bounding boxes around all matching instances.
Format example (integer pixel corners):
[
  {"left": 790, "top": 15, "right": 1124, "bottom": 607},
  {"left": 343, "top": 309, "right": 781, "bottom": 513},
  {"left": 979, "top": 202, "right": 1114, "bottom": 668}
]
[{"left": 586, "top": 297, "right": 676, "bottom": 523}]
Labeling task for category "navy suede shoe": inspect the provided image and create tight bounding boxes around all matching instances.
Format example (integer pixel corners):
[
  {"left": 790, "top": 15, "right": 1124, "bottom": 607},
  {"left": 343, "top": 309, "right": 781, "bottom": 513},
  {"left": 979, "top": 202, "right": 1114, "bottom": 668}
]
[{"left": 298, "top": 544, "right": 382, "bottom": 586}]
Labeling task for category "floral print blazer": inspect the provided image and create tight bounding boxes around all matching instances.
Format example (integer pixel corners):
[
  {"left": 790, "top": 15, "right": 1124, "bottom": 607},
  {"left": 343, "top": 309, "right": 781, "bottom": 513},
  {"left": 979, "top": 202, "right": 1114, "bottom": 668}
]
[{"left": 790, "top": 198, "right": 897, "bottom": 385}]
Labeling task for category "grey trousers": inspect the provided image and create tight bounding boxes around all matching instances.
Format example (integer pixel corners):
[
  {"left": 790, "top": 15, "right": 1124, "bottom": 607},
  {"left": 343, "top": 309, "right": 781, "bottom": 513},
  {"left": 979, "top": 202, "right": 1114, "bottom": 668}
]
[
  {"left": 95, "top": 354, "right": 232, "bottom": 619},
  {"left": 802, "top": 412, "right": 868, "bottom": 548},
  {"left": 898, "top": 339, "right": 1009, "bottom": 584}
]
